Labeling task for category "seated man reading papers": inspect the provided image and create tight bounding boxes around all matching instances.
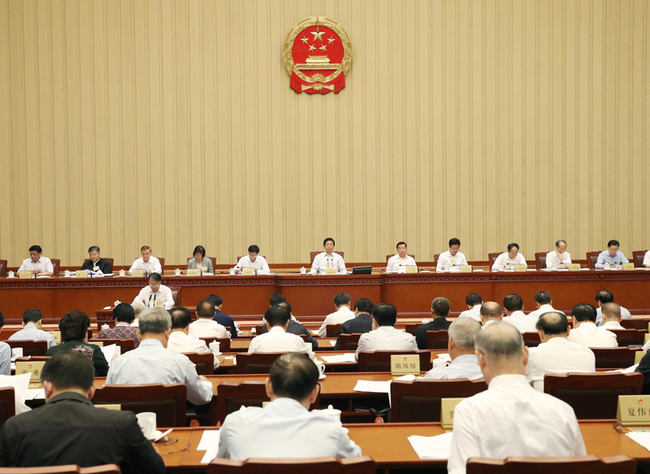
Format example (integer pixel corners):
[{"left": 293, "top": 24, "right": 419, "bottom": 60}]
[
  {"left": 9, "top": 308, "right": 57, "bottom": 349},
  {"left": 424, "top": 318, "right": 482, "bottom": 380}
]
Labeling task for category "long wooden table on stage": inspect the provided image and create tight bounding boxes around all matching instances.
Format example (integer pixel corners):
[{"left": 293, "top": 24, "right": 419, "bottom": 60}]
[{"left": 2, "top": 270, "right": 650, "bottom": 322}]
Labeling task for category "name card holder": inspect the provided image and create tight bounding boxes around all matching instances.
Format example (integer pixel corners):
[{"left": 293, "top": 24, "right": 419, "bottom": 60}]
[
  {"left": 18, "top": 271, "right": 32, "bottom": 279},
  {"left": 514, "top": 265, "right": 527, "bottom": 272},
  {"left": 325, "top": 267, "right": 337, "bottom": 275},
  {"left": 16, "top": 361, "right": 46, "bottom": 383},
  {"left": 618, "top": 395, "right": 650, "bottom": 426},
  {"left": 569, "top": 264, "right": 581, "bottom": 271},
  {"left": 49, "top": 331, "right": 62, "bottom": 345},
  {"left": 88, "top": 341, "right": 104, "bottom": 347},
  {"left": 460, "top": 265, "right": 473, "bottom": 273},
  {"left": 635, "top": 351, "right": 647, "bottom": 365},
  {"left": 131, "top": 270, "right": 146, "bottom": 278},
  {"left": 623, "top": 263, "right": 635, "bottom": 271},
  {"left": 201, "top": 266, "right": 208, "bottom": 273},
  {"left": 76, "top": 270, "right": 89, "bottom": 278},
  {"left": 405, "top": 265, "right": 418, "bottom": 274},
  {"left": 441, "top": 398, "right": 466, "bottom": 430},
  {"left": 242, "top": 268, "right": 256, "bottom": 276},
  {"left": 645, "top": 333, "right": 650, "bottom": 345},
  {"left": 186, "top": 269, "right": 200, "bottom": 276},
  {"left": 100, "top": 404, "right": 122, "bottom": 411},
  {"left": 391, "top": 354, "right": 420, "bottom": 376}
]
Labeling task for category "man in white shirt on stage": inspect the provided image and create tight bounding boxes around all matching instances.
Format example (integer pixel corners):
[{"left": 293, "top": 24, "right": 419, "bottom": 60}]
[
  {"left": 17, "top": 245, "right": 54, "bottom": 276},
  {"left": 355, "top": 303, "right": 418, "bottom": 359},
  {"left": 235, "top": 245, "right": 270, "bottom": 274},
  {"left": 424, "top": 318, "right": 482, "bottom": 380},
  {"left": 317, "top": 293, "right": 355, "bottom": 337},
  {"left": 188, "top": 300, "right": 230, "bottom": 339},
  {"left": 310, "top": 238, "right": 346, "bottom": 275},
  {"left": 526, "top": 291, "right": 564, "bottom": 320},
  {"left": 594, "top": 239, "right": 629, "bottom": 269},
  {"left": 9, "top": 309, "right": 57, "bottom": 349},
  {"left": 131, "top": 273, "right": 174, "bottom": 310},
  {"left": 479, "top": 302, "right": 502, "bottom": 328},
  {"left": 386, "top": 242, "right": 417, "bottom": 273},
  {"left": 458, "top": 293, "right": 482, "bottom": 322},
  {"left": 501, "top": 293, "right": 536, "bottom": 333},
  {"left": 567, "top": 304, "right": 617, "bottom": 348},
  {"left": 594, "top": 290, "right": 633, "bottom": 325},
  {"left": 128, "top": 246, "right": 162, "bottom": 275},
  {"left": 600, "top": 303, "right": 625, "bottom": 330},
  {"left": 526, "top": 312, "right": 595, "bottom": 391},
  {"left": 167, "top": 307, "right": 219, "bottom": 370},
  {"left": 645, "top": 250, "right": 650, "bottom": 268},
  {"left": 491, "top": 243, "right": 527, "bottom": 271},
  {"left": 436, "top": 238, "right": 468, "bottom": 272},
  {"left": 448, "top": 322, "right": 586, "bottom": 474},
  {"left": 545, "top": 240, "right": 571, "bottom": 268}
]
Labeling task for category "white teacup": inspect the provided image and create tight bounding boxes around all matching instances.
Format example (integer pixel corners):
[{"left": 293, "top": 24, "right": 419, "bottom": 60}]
[
  {"left": 209, "top": 341, "right": 221, "bottom": 354},
  {"left": 315, "top": 361, "right": 326, "bottom": 378},
  {"left": 136, "top": 412, "right": 157, "bottom": 439},
  {"left": 321, "top": 404, "right": 341, "bottom": 422},
  {"left": 229, "top": 268, "right": 236, "bottom": 275}
]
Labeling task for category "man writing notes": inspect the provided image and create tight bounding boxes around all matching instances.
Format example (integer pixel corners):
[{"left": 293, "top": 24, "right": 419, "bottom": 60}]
[
  {"left": 235, "top": 245, "right": 270, "bottom": 274},
  {"left": 310, "top": 238, "right": 347, "bottom": 274},
  {"left": 491, "top": 243, "right": 527, "bottom": 271},
  {"left": 17, "top": 245, "right": 54, "bottom": 276},
  {"left": 447, "top": 322, "right": 586, "bottom": 474},
  {"left": 129, "top": 245, "right": 162, "bottom": 275},
  {"left": 80, "top": 246, "right": 111, "bottom": 273},
  {"left": 545, "top": 240, "right": 571, "bottom": 268},
  {"left": 424, "top": 318, "right": 482, "bottom": 380},
  {"left": 131, "top": 273, "right": 174, "bottom": 310},
  {"left": 595, "top": 239, "right": 629, "bottom": 269},
  {"left": 386, "top": 241, "right": 416, "bottom": 273},
  {"left": 436, "top": 238, "right": 468, "bottom": 272},
  {"left": 9, "top": 309, "right": 57, "bottom": 349}
]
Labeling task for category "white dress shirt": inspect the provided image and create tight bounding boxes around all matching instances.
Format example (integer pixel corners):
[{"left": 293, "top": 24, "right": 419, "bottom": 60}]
[
  {"left": 356, "top": 326, "right": 418, "bottom": 359},
  {"left": 188, "top": 319, "right": 230, "bottom": 339},
  {"left": 0, "top": 342, "right": 11, "bottom": 376},
  {"left": 595, "top": 250, "right": 629, "bottom": 268},
  {"left": 106, "top": 339, "right": 213, "bottom": 405},
  {"left": 235, "top": 255, "right": 270, "bottom": 274},
  {"left": 525, "top": 337, "right": 596, "bottom": 391},
  {"left": 167, "top": 331, "right": 219, "bottom": 369},
  {"left": 18, "top": 256, "right": 53, "bottom": 274},
  {"left": 436, "top": 251, "right": 468, "bottom": 272},
  {"left": 248, "top": 326, "right": 317, "bottom": 363},
  {"left": 424, "top": 354, "right": 483, "bottom": 380},
  {"left": 310, "top": 252, "right": 347, "bottom": 274},
  {"left": 601, "top": 320, "right": 625, "bottom": 330},
  {"left": 644, "top": 250, "right": 650, "bottom": 266},
  {"left": 491, "top": 252, "right": 527, "bottom": 271},
  {"left": 448, "top": 374, "right": 586, "bottom": 474},
  {"left": 216, "top": 397, "right": 362, "bottom": 460},
  {"left": 526, "top": 304, "right": 565, "bottom": 321},
  {"left": 317, "top": 307, "right": 356, "bottom": 337},
  {"left": 595, "top": 306, "right": 632, "bottom": 325},
  {"left": 545, "top": 251, "right": 572, "bottom": 268},
  {"left": 128, "top": 256, "right": 162, "bottom": 274},
  {"left": 502, "top": 311, "right": 538, "bottom": 333},
  {"left": 458, "top": 305, "right": 482, "bottom": 322},
  {"left": 8, "top": 324, "right": 57, "bottom": 349},
  {"left": 386, "top": 254, "right": 417, "bottom": 273},
  {"left": 567, "top": 322, "right": 618, "bottom": 348},
  {"left": 131, "top": 284, "right": 174, "bottom": 310}
]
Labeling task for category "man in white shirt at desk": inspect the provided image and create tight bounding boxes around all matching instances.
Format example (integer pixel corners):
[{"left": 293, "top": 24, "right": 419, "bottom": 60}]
[
  {"left": 448, "top": 322, "right": 586, "bottom": 474},
  {"left": 167, "top": 307, "right": 219, "bottom": 370},
  {"left": 317, "top": 293, "right": 355, "bottom": 337},
  {"left": 355, "top": 303, "right": 418, "bottom": 359},
  {"left": 545, "top": 240, "right": 571, "bottom": 268},
  {"left": 9, "top": 309, "right": 57, "bottom": 349},
  {"left": 526, "top": 291, "right": 565, "bottom": 320},
  {"left": 567, "top": 304, "right": 617, "bottom": 348},
  {"left": 491, "top": 243, "right": 527, "bottom": 271},
  {"left": 594, "top": 290, "right": 632, "bottom": 325},
  {"left": 479, "top": 302, "right": 502, "bottom": 328},
  {"left": 17, "top": 245, "right": 54, "bottom": 276},
  {"left": 188, "top": 300, "right": 230, "bottom": 339},
  {"left": 424, "top": 318, "right": 482, "bottom": 380},
  {"left": 458, "top": 293, "right": 482, "bottom": 322},
  {"left": 600, "top": 303, "right": 625, "bottom": 330},
  {"left": 525, "top": 312, "right": 595, "bottom": 391},
  {"left": 594, "top": 239, "right": 629, "bottom": 269},
  {"left": 106, "top": 307, "right": 213, "bottom": 406},
  {"left": 216, "top": 353, "right": 361, "bottom": 460},
  {"left": 128, "top": 246, "right": 162, "bottom": 275},
  {"left": 501, "top": 294, "right": 537, "bottom": 333},
  {"left": 310, "top": 238, "right": 347, "bottom": 274},
  {"left": 131, "top": 273, "right": 174, "bottom": 310},
  {"left": 436, "top": 238, "right": 468, "bottom": 272},
  {"left": 386, "top": 241, "right": 417, "bottom": 273},
  {"left": 235, "top": 245, "right": 270, "bottom": 274}
]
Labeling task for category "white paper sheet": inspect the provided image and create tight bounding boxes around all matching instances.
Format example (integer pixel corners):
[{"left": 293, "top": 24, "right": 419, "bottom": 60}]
[
  {"left": 408, "top": 432, "right": 454, "bottom": 459},
  {"left": 330, "top": 340, "right": 336, "bottom": 346},
  {"left": 26, "top": 388, "right": 45, "bottom": 400},
  {"left": 197, "top": 430, "right": 221, "bottom": 464},
  {"left": 321, "top": 353, "right": 356, "bottom": 363},
  {"left": 0, "top": 373, "right": 31, "bottom": 402},
  {"left": 101, "top": 344, "right": 118, "bottom": 365},
  {"left": 311, "top": 330, "right": 319, "bottom": 335},
  {"left": 436, "top": 353, "right": 451, "bottom": 362},
  {"left": 353, "top": 380, "right": 392, "bottom": 393},
  {"left": 626, "top": 432, "right": 650, "bottom": 452}
]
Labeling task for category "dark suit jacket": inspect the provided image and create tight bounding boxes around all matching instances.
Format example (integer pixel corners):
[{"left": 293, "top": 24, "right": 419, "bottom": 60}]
[
  {"left": 335, "top": 313, "right": 373, "bottom": 350},
  {"left": 81, "top": 258, "right": 112, "bottom": 274},
  {"left": 213, "top": 310, "right": 237, "bottom": 339},
  {"left": 46, "top": 340, "right": 109, "bottom": 377},
  {"left": 637, "top": 352, "right": 650, "bottom": 394},
  {"left": 261, "top": 319, "right": 318, "bottom": 349},
  {"left": 416, "top": 317, "right": 451, "bottom": 349},
  {"left": 0, "top": 392, "right": 165, "bottom": 474}
]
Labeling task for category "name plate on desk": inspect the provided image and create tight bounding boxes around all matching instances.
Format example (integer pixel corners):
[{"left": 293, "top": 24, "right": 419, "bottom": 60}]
[
  {"left": 49, "top": 331, "right": 61, "bottom": 344},
  {"left": 187, "top": 269, "right": 200, "bottom": 276},
  {"left": 405, "top": 265, "right": 418, "bottom": 274},
  {"left": 325, "top": 267, "right": 337, "bottom": 275},
  {"left": 618, "top": 395, "right": 650, "bottom": 426},
  {"left": 441, "top": 398, "right": 465, "bottom": 430},
  {"left": 645, "top": 333, "right": 650, "bottom": 345},
  {"left": 242, "top": 268, "right": 256, "bottom": 276},
  {"left": 391, "top": 354, "right": 420, "bottom": 376},
  {"left": 18, "top": 271, "right": 32, "bottom": 279},
  {"left": 100, "top": 404, "right": 122, "bottom": 411},
  {"left": 460, "top": 265, "right": 472, "bottom": 273},
  {"left": 201, "top": 266, "right": 208, "bottom": 272},
  {"left": 16, "top": 361, "right": 46, "bottom": 383},
  {"left": 131, "top": 270, "right": 145, "bottom": 277},
  {"left": 76, "top": 270, "right": 89, "bottom": 278},
  {"left": 514, "top": 265, "right": 526, "bottom": 272},
  {"left": 636, "top": 351, "right": 647, "bottom": 364},
  {"left": 569, "top": 264, "right": 581, "bottom": 271},
  {"left": 623, "top": 263, "right": 635, "bottom": 271}
]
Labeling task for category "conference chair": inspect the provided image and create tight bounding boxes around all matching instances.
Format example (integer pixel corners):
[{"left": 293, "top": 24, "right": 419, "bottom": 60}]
[
  {"left": 157, "top": 257, "right": 165, "bottom": 271},
  {"left": 0, "top": 387, "right": 15, "bottom": 428},
  {"left": 433, "top": 253, "right": 439, "bottom": 268},
  {"left": 83, "top": 258, "right": 114, "bottom": 271},
  {"left": 183, "top": 352, "right": 215, "bottom": 375},
  {"left": 236, "top": 352, "right": 292, "bottom": 374},
  {"left": 50, "top": 259, "right": 61, "bottom": 276},
  {"left": 337, "top": 334, "right": 362, "bottom": 351},
  {"left": 487, "top": 252, "right": 501, "bottom": 268},
  {"left": 466, "top": 455, "right": 635, "bottom": 474},
  {"left": 404, "top": 324, "right": 418, "bottom": 337},
  {"left": 186, "top": 256, "right": 217, "bottom": 270},
  {"left": 326, "top": 324, "right": 342, "bottom": 337},
  {"left": 621, "top": 318, "right": 650, "bottom": 329},
  {"left": 425, "top": 330, "right": 449, "bottom": 349},
  {"left": 633, "top": 250, "right": 648, "bottom": 268},
  {"left": 591, "top": 347, "right": 640, "bottom": 369},
  {"left": 357, "top": 351, "right": 432, "bottom": 372},
  {"left": 0, "top": 465, "right": 122, "bottom": 474},
  {"left": 199, "top": 337, "right": 231, "bottom": 352},
  {"left": 0, "top": 259, "right": 7, "bottom": 278},
  {"left": 522, "top": 332, "right": 542, "bottom": 348},
  {"left": 534, "top": 252, "right": 547, "bottom": 270},
  {"left": 168, "top": 286, "right": 181, "bottom": 306},
  {"left": 543, "top": 372, "right": 642, "bottom": 419},
  {"left": 7, "top": 340, "right": 48, "bottom": 357},
  {"left": 309, "top": 251, "right": 344, "bottom": 264},
  {"left": 88, "top": 338, "right": 135, "bottom": 353},
  {"left": 93, "top": 383, "right": 186, "bottom": 427},
  {"left": 586, "top": 251, "right": 601, "bottom": 269},
  {"left": 607, "top": 329, "right": 646, "bottom": 347},
  {"left": 384, "top": 254, "right": 416, "bottom": 262},
  {"left": 390, "top": 378, "right": 488, "bottom": 422},
  {"left": 207, "top": 457, "right": 376, "bottom": 474}
]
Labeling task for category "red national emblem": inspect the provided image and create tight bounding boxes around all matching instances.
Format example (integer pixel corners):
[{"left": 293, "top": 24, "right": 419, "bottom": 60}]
[{"left": 283, "top": 16, "right": 352, "bottom": 94}]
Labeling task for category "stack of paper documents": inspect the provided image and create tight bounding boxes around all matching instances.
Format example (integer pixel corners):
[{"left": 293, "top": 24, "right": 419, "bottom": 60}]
[
  {"left": 321, "top": 353, "right": 356, "bottom": 363},
  {"left": 408, "top": 432, "right": 454, "bottom": 459},
  {"left": 197, "top": 430, "right": 220, "bottom": 463}
]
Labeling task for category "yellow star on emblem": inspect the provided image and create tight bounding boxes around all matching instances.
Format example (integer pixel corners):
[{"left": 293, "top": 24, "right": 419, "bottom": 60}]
[
  {"left": 311, "top": 27, "right": 325, "bottom": 42},
  {"left": 301, "top": 37, "right": 309, "bottom": 44},
  {"left": 319, "top": 45, "right": 327, "bottom": 51},
  {"left": 328, "top": 37, "right": 335, "bottom": 44},
  {"left": 309, "top": 44, "right": 316, "bottom": 51}
]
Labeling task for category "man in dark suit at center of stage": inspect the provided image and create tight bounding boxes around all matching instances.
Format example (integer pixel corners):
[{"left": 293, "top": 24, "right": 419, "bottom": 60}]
[
  {"left": 0, "top": 351, "right": 165, "bottom": 474},
  {"left": 335, "top": 298, "right": 374, "bottom": 350},
  {"left": 81, "top": 245, "right": 112, "bottom": 273},
  {"left": 416, "top": 297, "right": 452, "bottom": 349}
]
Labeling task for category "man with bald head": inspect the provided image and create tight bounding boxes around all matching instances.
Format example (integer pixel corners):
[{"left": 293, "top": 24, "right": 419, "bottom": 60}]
[
  {"left": 424, "top": 318, "right": 482, "bottom": 380},
  {"left": 525, "top": 312, "right": 595, "bottom": 391},
  {"left": 479, "top": 302, "right": 502, "bottom": 328},
  {"left": 600, "top": 303, "right": 625, "bottom": 330},
  {"left": 448, "top": 322, "right": 586, "bottom": 474}
]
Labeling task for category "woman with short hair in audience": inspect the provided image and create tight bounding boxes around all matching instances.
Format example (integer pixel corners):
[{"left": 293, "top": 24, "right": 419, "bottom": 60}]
[{"left": 187, "top": 245, "right": 213, "bottom": 273}]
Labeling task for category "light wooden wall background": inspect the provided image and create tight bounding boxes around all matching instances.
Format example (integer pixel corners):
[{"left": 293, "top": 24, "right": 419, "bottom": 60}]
[{"left": 1, "top": 0, "right": 649, "bottom": 267}]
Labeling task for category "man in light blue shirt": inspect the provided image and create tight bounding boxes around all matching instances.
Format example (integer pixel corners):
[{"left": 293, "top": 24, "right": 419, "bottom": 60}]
[
  {"left": 424, "top": 318, "right": 483, "bottom": 380},
  {"left": 595, "top": 240, "right": 629, "bottom": 269},
  {"left": 594, "top": 290, "right": 633, "bottom": 326},
  {"left": 8, "top": 309, "right": 56, "bottom": 349}
]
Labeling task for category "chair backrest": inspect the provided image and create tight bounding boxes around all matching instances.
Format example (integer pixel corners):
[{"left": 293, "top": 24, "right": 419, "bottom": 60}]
[
  {"left": 183, "top": 351, "right": 214, "bottom": 375},
  {"left": 157, "top": 257, "right": 165, "bottom": 271},
  {"left": 433, "top": 253, "right": 439, "bottom": 268},
  {"left": 621, "top": 318, "right": 650, "bottom": 329},
  {"left": 522, "top": 332, "right": 542, "bottom": 348},
  {"left": 326, "top": 324, "right": 342, "bottom": 337},
  {"left": 0, "top": 387, "right": 15, "bottom": 428},
  {"left": 357, "top": 351, "right": 432, "bottom": 372},
  {"left": 0, "top": 259, "right": 7, "bottom": 278},
  {"left": 337, "top": 334, "right": 362, "bottom": 351},
  {"left": 592, "top": 347, "right": 640, "bottom": 369},
  {"left": 84, "top": 258, "right": 114, "bottom": 269},
  {"left": 607, "top": 329, "right": 646, "bottom": 347},
  {"left": 534, "top": 252, "right": 547, "bottom": 270},
  {"left": 199, "top": 337, "right": 231, "bottom": 352},
  {"left": 425, "top": 330, "right": 449, "bottom": 349},
  {"left": 404, "top": 324, "right": 418, "bottom": 337},
  {"left": 7, "top": 340, "right": 48, "bottom": 356},
  {"left": 391, "top": 378, "right": 487, "bottom": 422},
  {"left": 93, "top": 383, "right": 186, "bottom": 427},
  {"left": 186, "top": 257, "right": 217, "bottom": 269},
  {"left": 310, "top": 251, "right": 344, "bottom": 264},
  {"left": 168, "top": 286, "right": 181, "bottom": 306},
  {"left": 543, "top": 372, "right": 642, "bottom": 419},
  {"left": 88, "top": 338, "right": 135, "bottom": 353},
  {"left": 207, "top": 457, "right": 376, "bottom": 474},
  {"left": 236, "top": 352, "right": 289, "bottom": 374},
  {"left": 466, "top": 455, "right": 636, "bottom": 474},
  {"left": 633, "top": 250, "right": 648, "bottom": 268},
  {"left": 296, "top": 334, "right": 308, "bottom": 342},
  {"left": 586, "top": 251, "right": 601, "bottom": 269},
  {"left": 50, "top": 258, "right": 61, "bottom": 276},
  {"left": 384, "top": 254, "right": 416, "bottom": 262},
  {"left": 488, "top": 252, "right": 501, "bottom": 267},
  {"left": 0, "top": 465, "right": 122, "bottom": 474}
]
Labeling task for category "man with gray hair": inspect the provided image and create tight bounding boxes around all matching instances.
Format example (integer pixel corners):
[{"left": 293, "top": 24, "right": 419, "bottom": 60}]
[
  {"left": 424, "top": 318, "right": 482, "bottom": 380},
  {"left": 447, "top": 322, "right": 586, "bottom": 474},
  {"left": 106, "top": 307, "right": 213, "bottom": 406},
  {"left": 479, "top": 302, "right": 503, "bottom": 327},
  {"left": 415, "top": 297, "right": 452, "bottom": 349}
]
